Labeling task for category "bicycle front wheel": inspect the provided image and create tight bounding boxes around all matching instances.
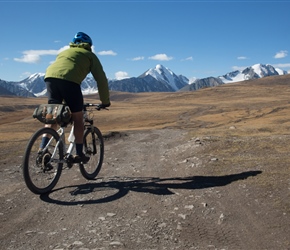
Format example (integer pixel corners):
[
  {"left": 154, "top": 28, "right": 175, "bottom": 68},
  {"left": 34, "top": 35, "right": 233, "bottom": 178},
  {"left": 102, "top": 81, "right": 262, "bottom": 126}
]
[
  {"left": 23, "top": 127, "right": 63, "bottom": 194},
  {"left": 80, "top": 126, "right": 104, "bottom": 180}
]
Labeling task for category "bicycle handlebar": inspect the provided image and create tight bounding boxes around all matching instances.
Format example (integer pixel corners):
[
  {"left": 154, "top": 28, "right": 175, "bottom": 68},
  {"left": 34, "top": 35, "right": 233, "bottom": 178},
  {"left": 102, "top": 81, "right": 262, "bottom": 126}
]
[{"left": 83, "top": 103, "right": 109, "bottom": 111}]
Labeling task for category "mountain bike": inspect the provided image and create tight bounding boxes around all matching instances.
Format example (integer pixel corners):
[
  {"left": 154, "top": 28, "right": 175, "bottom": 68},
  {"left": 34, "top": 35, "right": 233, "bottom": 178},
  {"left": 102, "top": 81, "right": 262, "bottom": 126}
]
[{"left": 23, "top": 103, "right": 106, "bottom": 194}]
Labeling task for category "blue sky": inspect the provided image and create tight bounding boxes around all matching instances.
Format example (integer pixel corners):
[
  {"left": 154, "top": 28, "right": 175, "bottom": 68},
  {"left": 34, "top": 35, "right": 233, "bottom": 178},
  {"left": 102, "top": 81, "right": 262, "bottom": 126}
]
[{"left": 1, "top": 0, "right": 290, "bottom": 82}]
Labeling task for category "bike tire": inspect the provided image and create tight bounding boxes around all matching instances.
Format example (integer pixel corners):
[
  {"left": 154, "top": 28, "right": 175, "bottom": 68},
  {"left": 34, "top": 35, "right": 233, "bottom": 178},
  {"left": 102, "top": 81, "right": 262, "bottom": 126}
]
[
  {"left": 79, "top": 126, "right": 104, "bottom": 180},
  {"left": 23, "top": 127, "right": 63, "bottom": 194}
]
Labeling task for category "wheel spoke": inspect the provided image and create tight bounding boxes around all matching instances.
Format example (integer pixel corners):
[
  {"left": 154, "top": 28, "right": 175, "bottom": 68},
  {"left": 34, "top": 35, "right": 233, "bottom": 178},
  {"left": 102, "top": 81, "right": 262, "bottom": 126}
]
[
  {"left": 79, "top": 127, "right": 104, "bottom": 180},
  {"left": 23, "top": 128, "right": 63, "bottom": 194}
]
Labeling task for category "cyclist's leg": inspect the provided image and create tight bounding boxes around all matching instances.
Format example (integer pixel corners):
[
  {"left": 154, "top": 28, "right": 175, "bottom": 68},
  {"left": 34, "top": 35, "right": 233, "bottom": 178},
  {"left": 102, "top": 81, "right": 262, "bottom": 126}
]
[
  {"left": 71, "top": 111, "right": 90, "bottom": 162},
  {"left": 45, "top": 78, "right": 64, "bottom": 105},
  {"left": 55, "top": 80, "right": 89, "bottom": 163},
  {"left": 71, "top": 111, "right": 84, "bottom": 144},
  {"left": 58, "top": 79, "right": 84, "bottom": 146}
]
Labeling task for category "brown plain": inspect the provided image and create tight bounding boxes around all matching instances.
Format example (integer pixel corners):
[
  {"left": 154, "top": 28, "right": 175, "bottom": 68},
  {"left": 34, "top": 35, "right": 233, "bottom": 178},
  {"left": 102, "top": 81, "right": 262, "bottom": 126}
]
[{"left": 1, "top": 74, "right": 290, "bottom": 249}]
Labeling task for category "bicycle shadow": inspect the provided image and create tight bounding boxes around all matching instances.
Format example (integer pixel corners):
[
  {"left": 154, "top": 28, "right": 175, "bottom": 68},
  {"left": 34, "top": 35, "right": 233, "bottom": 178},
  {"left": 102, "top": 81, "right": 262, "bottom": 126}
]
[{"left": 40, "top": 170, "right": 262, "bottom": 206}]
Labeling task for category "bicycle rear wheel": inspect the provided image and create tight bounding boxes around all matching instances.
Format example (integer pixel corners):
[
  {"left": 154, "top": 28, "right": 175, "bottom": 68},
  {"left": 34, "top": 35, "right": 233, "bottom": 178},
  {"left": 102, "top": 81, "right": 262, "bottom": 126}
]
[
  {"left": 23, "top": 127, "right": 63, "bottom": 194},
  {"left": 80, "top": 126, "right": 104, "bottom": 180}
]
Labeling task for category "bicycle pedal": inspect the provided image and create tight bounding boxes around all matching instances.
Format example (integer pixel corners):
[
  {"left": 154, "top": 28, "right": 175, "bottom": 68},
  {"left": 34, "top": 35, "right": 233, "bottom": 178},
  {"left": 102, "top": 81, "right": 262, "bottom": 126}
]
[
  {"left": 65, "top": 155, "right": 74, "bottom": 168},
  {"left": 73, "top": 154, "right": 90, "bottom": 164},
  {"left": 66, "top": 163, "right": 73, "bottom": 169}
]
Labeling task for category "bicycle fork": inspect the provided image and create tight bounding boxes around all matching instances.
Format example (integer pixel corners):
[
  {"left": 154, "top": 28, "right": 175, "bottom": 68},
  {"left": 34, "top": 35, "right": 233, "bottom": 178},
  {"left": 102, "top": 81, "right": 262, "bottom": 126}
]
[{"left": 85, "top": 124, "right": 97, "bottom": 156}]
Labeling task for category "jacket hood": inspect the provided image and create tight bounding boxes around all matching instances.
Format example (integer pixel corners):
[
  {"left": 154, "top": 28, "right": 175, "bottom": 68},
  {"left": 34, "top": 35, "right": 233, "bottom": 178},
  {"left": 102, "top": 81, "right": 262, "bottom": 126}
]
[{"left": 69, "top": 42, "right": 92, "bottom": 51}]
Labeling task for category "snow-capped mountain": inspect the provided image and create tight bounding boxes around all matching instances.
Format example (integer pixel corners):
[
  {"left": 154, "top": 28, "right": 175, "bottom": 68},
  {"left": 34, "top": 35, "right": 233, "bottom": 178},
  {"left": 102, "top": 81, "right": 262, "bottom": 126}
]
[
  {"left": 179, "top": 63, "right": 287, "bottom": 91},
  {"left": 0, "top": 79, "right": 35, "bottom": 97},
  {"left": 79, "top": 76, "right": 98, "bottom": 95},
  {"left": 0, "top": 63, "right": 288, "bottom": 96},
  {"left": 140, "top": 64, "right": 189, "bottom": 91},
  {"left": 18, "top": 73, "right": 99, "bottom": 96},
  {"left": 219, "top": 64, "right": 287, "bottom": 83},
  {"left": 109, "top": 64, "right": 189, "bottom": 93},
  {"left": 18, "top": 73, "right": 45, "bottom": 97}
]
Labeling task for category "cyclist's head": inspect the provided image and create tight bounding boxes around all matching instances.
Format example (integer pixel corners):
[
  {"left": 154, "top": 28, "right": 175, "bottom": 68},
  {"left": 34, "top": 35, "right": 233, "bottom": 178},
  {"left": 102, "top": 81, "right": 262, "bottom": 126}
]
[{"left": 72, "top": 32, "right": 93, "bottom": 46}]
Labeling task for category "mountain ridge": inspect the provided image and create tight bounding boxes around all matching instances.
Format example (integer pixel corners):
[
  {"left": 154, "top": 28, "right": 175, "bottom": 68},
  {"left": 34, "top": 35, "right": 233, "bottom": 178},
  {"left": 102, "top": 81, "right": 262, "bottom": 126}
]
[{"left": 0, "top": 63, "right": 287, "bottom": 97}]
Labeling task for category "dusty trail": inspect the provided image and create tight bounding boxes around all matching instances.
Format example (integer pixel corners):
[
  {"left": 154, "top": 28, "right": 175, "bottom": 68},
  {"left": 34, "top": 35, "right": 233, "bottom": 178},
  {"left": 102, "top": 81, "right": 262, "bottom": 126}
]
[{"left": 1, "top": 128, "right": 290, "bottom": 249}]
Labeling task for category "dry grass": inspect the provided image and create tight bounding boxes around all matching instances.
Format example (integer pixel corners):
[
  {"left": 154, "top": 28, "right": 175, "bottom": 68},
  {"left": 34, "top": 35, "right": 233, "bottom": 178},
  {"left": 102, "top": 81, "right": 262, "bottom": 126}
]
[{"left": 1, "top": 74, "right": 290, "bottom": 143}]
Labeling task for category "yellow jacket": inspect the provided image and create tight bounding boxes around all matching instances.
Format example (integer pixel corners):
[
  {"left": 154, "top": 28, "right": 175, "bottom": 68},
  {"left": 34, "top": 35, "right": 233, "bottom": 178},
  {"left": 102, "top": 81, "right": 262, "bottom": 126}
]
[{"left": 45, "top": 42, "right": 110, "bottom": 104}]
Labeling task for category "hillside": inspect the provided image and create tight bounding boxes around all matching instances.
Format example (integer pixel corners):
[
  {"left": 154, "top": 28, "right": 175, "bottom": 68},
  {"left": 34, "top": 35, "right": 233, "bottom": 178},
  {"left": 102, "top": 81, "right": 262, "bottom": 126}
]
[{"left": 1, "top": 74, "right": 290, "bottom": 249}]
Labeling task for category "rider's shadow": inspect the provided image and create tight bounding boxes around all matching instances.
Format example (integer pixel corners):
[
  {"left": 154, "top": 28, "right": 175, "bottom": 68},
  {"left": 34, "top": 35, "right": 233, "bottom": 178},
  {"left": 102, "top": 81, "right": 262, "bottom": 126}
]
[{"left": 40, "top": 170, "right": 262, "bottom": 206}]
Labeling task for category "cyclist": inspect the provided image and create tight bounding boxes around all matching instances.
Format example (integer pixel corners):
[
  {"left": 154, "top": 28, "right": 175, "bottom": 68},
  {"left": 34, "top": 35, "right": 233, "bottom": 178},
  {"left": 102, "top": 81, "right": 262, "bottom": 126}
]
[{"left": 41, "top": 32, "right": 110, "bottom": 163}]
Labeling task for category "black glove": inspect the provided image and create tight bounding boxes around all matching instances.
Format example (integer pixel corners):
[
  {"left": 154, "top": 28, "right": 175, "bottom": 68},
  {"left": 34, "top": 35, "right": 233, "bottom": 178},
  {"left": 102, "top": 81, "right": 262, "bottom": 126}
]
[
  {"left": 103, "top": 102, "right": 111, "bottom": 107},
  {"left": 99, "top": 102, "right": 111, "bottom": 109}
]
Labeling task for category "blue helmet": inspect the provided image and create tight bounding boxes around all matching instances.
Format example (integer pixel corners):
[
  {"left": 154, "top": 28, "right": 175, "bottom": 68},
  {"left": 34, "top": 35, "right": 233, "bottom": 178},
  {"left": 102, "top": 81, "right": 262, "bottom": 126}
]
[{"left": 72, "top": 32, "right": 93, "bottom": 46}]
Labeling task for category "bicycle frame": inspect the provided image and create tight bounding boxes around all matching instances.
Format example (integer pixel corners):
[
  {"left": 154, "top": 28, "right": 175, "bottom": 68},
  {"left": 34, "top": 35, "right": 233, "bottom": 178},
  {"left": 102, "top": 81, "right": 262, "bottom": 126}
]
[
  {"left": 44, "top": 108, "right": 96, "bottom": 166},
  {"left": 42, "top": 127, "right": 71, "bottom": 165}
]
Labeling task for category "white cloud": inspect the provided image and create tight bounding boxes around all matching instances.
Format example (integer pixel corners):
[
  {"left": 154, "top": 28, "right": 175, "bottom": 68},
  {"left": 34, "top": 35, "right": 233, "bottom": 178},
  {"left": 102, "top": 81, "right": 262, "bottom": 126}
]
[
  {"left": 148, "top": 54, "right": 173, "bottom": 61},
  {"left": 274, "top": 50, "right": 288, "bottom": 59},
  {"left": 131, "top": 56, "right": 144, "bottom": 61},
  {"left": 181, "top": 56, "right": 193, "bottom": 61},
  {"left": 14, "top": 45, "right": 69, "bottom": 63},
  {"left": 115, "top": 71, "right": 129, "bottom": 80},
  {"left": 14, "top": 53, "right": 41, "bottom": 63},
  {"left": 237, "top": 56, "right": 247, "bottom": 60},
  {"left": 97, "top": 50, "right": 117, "bottom": 56}
]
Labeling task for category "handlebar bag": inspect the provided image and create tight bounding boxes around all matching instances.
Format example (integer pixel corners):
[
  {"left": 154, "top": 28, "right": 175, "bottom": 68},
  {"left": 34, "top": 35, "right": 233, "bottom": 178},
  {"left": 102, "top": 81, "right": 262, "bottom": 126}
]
[{"left": 33, "top": 104, "right": 72, "bottom": 125}]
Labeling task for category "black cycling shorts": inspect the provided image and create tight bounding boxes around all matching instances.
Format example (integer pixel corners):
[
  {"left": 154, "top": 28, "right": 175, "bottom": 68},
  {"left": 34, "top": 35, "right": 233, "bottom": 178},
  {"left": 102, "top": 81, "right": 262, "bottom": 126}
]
[{"left": 45, "top": 78, "right": 83, "bottom": 113}]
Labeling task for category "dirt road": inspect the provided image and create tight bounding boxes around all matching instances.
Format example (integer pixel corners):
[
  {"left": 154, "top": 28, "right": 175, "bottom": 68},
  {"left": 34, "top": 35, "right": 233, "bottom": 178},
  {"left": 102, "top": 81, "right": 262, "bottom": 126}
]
[{"left": 1, "top": 127, "right": 290, "bottom": 249}]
